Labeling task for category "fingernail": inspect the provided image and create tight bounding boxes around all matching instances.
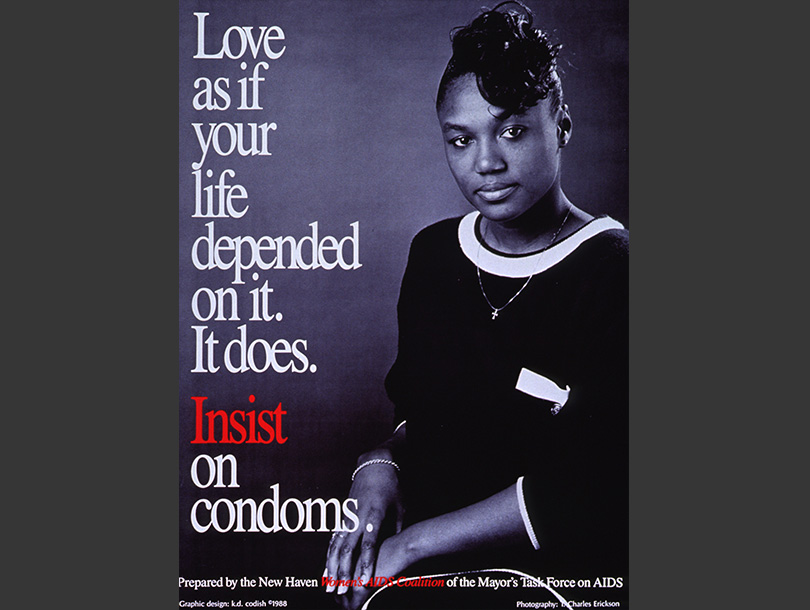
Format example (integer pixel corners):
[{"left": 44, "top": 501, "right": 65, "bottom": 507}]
[
  {"left": 326, "top": 583, "right": 335, "bottom": 593},
  {"left": 337, "top": 584, "right": 348, "bottom": 595}
]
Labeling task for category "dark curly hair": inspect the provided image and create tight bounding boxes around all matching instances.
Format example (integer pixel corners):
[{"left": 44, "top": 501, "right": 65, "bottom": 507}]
[{"left": 436, "top": 1, "right": 563, "bottom": 118}]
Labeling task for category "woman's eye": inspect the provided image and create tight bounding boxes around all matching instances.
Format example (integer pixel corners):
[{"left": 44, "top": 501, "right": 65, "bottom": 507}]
[
  {"left": 502, "top": 126, "right": 524, "bottom": 139},
  {"left": 450, "top": 136, "right": 471, "bottom": 148}
]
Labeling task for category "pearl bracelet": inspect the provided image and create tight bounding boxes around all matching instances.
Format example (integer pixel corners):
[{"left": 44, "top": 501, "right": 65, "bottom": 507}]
[{"left": 351, "top": 458, "right": 400, "bottom": 481}]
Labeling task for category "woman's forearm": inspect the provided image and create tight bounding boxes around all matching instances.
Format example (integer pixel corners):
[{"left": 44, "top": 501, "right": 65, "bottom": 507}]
[
  {"left": 356, "top": 423, "right": 406, "bottom": 466},
  {"left": 393, "top": 483, "right": 529, "bottom": 568}
]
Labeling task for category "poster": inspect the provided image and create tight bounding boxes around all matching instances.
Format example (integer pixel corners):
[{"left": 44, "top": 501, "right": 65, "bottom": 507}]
[{"left": 179, "top": 1, "right": 628, "bottom": 608}]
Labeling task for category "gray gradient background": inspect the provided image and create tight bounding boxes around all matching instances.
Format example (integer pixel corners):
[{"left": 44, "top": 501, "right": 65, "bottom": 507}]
[
  {"left": 179, "top": 0, "right": 627, "bottom": 603},
  {"left": 7, "top": 1, "right": 791, "bottom": 610}
]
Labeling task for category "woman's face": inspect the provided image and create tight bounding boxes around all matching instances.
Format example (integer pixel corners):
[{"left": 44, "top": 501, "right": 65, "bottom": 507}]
[{"left": 438, "top": 74, "right": 568, "bottom": 226}]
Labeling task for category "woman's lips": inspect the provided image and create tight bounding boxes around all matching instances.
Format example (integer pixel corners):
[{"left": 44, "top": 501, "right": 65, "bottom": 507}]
[{"left": 476, "top": 184, "right": 517, "bottom": 202}]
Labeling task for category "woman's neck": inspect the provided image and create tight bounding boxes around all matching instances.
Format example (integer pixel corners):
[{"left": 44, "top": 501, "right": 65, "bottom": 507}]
[{"left": 481, "top": 194, "right": 585, "bottom": 255}]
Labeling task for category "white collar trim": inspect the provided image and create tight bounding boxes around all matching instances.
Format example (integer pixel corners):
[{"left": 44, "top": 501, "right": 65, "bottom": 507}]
[{"left": 457, "top": 211, "right": 624, "bottom": 278}]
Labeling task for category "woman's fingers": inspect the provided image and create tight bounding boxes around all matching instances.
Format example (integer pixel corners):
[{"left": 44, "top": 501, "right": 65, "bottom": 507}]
[
  {"left": 395, "top": 503, "right": 405, "bottom": 534},
  {"left": 335, "top": 531, "right": 358, "bottom": 594},
  {"left": 325, "top": 529, "right": 355, "bottom": 593},
  {"left": 324, "top": 462, "right": 402, "bottom": 603},
  {"left": 353, "top": 509, "right": 381, "bottom": 585},
  {"left": 327, "top": 507, "right": 386, "bottom": 597},
  {"left": 324, "top": 531, "right": 341, "bottom": 592}
]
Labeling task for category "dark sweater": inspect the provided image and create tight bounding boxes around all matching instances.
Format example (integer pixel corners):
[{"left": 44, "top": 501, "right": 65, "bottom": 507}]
[{"left": 385, "top": 212, "right": 629, "bottom": 578}]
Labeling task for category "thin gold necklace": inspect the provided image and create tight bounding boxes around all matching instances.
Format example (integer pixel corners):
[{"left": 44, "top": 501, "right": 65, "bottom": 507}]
[{"left": 476, "top": 205, "right": 572, "bottom": 320}]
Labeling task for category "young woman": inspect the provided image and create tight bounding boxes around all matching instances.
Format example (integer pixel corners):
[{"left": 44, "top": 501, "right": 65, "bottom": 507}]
[{"left": 325, "top": 3, "right": 628, "bottom": 608}]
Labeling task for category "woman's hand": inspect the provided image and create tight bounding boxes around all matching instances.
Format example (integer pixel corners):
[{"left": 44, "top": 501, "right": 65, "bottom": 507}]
[
  {"left": 338, "top": 531, "right": 413, "bottom": 610},
  {"left": 332, "top": 481, "right": 529, "bottom": 608},
  {"left": 325, "top": 456, "right": 405, "bottom": 600}
]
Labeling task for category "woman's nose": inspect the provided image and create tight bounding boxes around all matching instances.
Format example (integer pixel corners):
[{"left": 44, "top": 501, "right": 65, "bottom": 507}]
[{"left": 475, "top": 140, "right": 506, "bottom": 174}]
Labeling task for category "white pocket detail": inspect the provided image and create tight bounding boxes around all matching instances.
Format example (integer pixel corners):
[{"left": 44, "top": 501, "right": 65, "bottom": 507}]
[{"left": 515, "top": 368, "right": 570, "bottom": 415}]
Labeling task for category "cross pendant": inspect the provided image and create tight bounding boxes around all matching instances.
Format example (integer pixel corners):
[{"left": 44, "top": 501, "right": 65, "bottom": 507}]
[{"left": 491, "top": 310, "right": 499, "bottom": 320}]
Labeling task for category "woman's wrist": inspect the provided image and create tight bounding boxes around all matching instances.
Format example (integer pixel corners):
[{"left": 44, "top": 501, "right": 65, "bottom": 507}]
[
  {"left": 392, "top": 522, "right": 429, "bottom": 566},
  {"left": 378, "top": 527, "right": 420, "bottom": 577},
  {"left": 352, "top": 458, "right": 400, "bottom": 481},
  {"left": 356, "top": 446, "right": 394, "bottom": 467}
]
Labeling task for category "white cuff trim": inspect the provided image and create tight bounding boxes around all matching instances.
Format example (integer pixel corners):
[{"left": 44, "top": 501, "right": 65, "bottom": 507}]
[
  {"left": 516, "top": 476, "right": 540, "bottom": 550},
  {"left": 515, "top": 368, "right": 570, "bottom": 414}
]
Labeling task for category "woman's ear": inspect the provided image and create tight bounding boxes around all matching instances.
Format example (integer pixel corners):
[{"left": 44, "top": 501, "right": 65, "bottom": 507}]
[{"left": 557, "top": 104, "right": 572, "bottom": 147}]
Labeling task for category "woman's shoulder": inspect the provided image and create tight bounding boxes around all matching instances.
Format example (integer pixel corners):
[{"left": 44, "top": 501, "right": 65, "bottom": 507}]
[
  {"left": 591, "top": 223, "right": 628, "bottom": 257},
  {"left": 413, "top": 215, "right": 464, "bottom": 240},
  {"left": 399, "top": 216, "right": 467, "bottom": 288},
  {"left": 409, "top": 215, "right": 466, "bottom": 253},
  {"left": 571, "top": 217, "right": 628, "bottom": 262},
  {"left": 550, "top": 217, "right": 628, "bottom": 290}
]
